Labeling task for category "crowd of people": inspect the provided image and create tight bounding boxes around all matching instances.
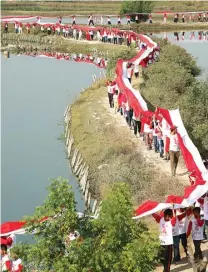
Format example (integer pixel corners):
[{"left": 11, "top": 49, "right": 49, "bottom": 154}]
[
  {"left": 107, "top": 70, "right": 208, "bottom": 272},
  {"left": 17, "top": 49, "right": 108, "bottom": 68},
  {"left": 153, "top": 196, "right": 208, "bottom": 272},
  {"left": 3, "top": 22, "right": 144, "bottom": 48},
  {"left": 105, "top": 35, "right": 208, "bottom": 271}
]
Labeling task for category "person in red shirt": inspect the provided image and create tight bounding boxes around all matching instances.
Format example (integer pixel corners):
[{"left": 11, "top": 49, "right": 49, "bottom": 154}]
[
  {"left": 1, "top": 244, "right": 12, "bottom": 271},
  {"left": 187, "top": 207, "right": 204, "bottom": 261}
]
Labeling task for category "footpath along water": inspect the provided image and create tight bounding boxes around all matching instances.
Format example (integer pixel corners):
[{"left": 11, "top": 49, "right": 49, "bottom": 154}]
[
  {"left": 152, "top": 30, "right": 208, "bottom": 78},
  {"left": 1, "top": 55, "right": 103, "bottom": 226}
]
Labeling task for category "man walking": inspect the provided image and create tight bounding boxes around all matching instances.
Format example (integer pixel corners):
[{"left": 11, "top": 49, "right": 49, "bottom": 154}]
[{"left": 169, "top": 126, "right": 180, "bottom": 176}]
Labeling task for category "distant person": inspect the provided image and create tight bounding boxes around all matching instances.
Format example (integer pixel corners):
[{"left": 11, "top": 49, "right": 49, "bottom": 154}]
[
  {"left": 173, "top": 13, "right": 178, "bottom": 23},
  {"left": 117, "top": 15, "right": 121, "bottom": 25},
  {"left": 135, "top": 14, "right": 139, "bottom": 24},
  {"left": 113, "top": 90, "right": 119, "bottom": 114},
  {"left": 1, "top": 244, "right": 12, "bottom": 271},
  {"left": 88, "top": 14, "right": 94, "bottom": 26},
  {"left": 100, "top": 15, "right": 103, "bottom": 25},
  {"left": 72, "top": 15, "right": 76, "bottom": 25},
  {"left": 198, "top": 13, "right": 202, "bottom": 22},
  {"left": 132, "top": 112, "right": 141, "bottom": 137},
  {"left": 127, "top": 15, "right": 131, "bottom": 25},
  {"left": 4, "top": 22, "right": 8, "bottom": 33},
  {"left": 182, "top": 13, "right": 185, "bottom": 23},
  {"left": 203, "top": 12, "right": 207, "bottom": 22},
  {"left": 149, "top": 13, "right": 153, "bottom": 24},
  {"left": 126, "top": 62, "right": 133, "bottom": 83},
  {"left": 58, "top": 16, "right": 62, "bottom": 24},
  {"left": 164, "top": 13, "right": 167, "bottom": 23},
  {"left": 169, "top": 126, "right": 180, "bottom": 176},
  {"left": 106, "top": 81, "right": 114, "bottom": 108},
  {"left": 107, "top": 16, "right": 111, "bottom": 25}
]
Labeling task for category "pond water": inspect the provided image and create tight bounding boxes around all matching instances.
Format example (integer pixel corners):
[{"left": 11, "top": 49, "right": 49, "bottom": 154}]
[
  {"left": 152, "top": 30, "right": 208, "bottom": 78},
  {"left": 10, "top": 16, "right": 123, "bottom": 25},
  {"left": 1, "top": 55, "right": 102, "bottom": 224}
]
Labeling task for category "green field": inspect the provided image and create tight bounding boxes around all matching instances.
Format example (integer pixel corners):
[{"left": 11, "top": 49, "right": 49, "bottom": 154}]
[{"left": 2, "top": 1, "right": 208, "bottom": 16}]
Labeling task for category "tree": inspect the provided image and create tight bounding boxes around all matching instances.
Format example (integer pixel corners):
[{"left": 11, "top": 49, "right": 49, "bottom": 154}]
[
  {"left": 120, "top": 1, "right": 153, "bottom": 22},
  {"left": 158, "top": 44, "right": 201, "bottom": 77},
  {"left": 142, "top": 41, "right": 207, "bottom": 156},
  {"left": 15, "top": 179, "right": 160, "bottom": 271}
]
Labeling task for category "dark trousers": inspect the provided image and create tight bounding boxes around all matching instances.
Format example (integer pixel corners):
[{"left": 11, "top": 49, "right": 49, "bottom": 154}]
[
  {"left": 204, "top": 219, "right": 208, "bottom": 239},
  {"left": 108, "top": 93, "right": 113, "bottom": 108},
  {"left": 153, "top": 136, "right": 159, "bottom": 152},
  {"left": 193, "top": 240, "right": 203, "bottom": 260},
  {"left": 162, "top": 245, "right": 172, "bottom": 272},
  {"left": 173, "top": 235, "right": 180, "bottom": 262},
  {"left": 179, "top": 233, "right": 187, "bottom": 253},
  {"left": 89, "top": 20, "right": 94, "bottom": 26},
  {"left": 126, "top": 110, "right": 133, "bottom": 127},
  {"left": 134, "top": 72, "right": 139, "bottom": 78},
  {"left": 133, "top": 120, "right": 141, "bottom": 135},
  {"left": 169, "top": 151, "right": 180, "bottom": 176},
  {"left": 158, "top": 139, "right": 164, "bottom": 157}
]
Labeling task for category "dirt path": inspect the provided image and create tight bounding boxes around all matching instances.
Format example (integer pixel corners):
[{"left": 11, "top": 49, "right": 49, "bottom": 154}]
[{"left": 101, "top": 94, "right": 189, "bottom": 185}]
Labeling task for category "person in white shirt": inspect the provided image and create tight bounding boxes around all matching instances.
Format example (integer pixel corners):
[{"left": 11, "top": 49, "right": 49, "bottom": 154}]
[
  {"left": 100, "top": 16, "right": 103, "bottom": 25},
  {"left": 88, "top": 15, "right": 94, "bottom": 26},
  {"left": 169, "top": 126, "right": 180, "bottom": 176},
  {"left": 107, "top": 16, "right": 111, "bottom": 25},
  {"left": 78, "top": 29, "right": 82, "bottom": 40},
  {"left": 152, "top": 208, "right": 176, "bottom": 272},
  {"left": 73, "top": 28, "right": 77, "bottom": 39},
  {"left": 197, "top": 192, "right": 208, "bottom": 240},
  {"left": 161, "top": 118, "right": 170, "bottom": 161},
  {"left": 72, "top": 15, "right": 76, "bottom": 25},
  {"left": 187, "top": 207, "right": 204, "bottom": 261},
  {"left": 177, "top": 208, "right": 190, "bottom": 257}
]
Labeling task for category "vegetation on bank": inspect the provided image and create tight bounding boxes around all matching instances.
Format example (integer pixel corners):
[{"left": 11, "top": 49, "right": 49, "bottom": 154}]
[
  {"left": 2, "top": 1, "right": 208, "bottom": 16},
  {"left": 13, "top": 178, "right": 160, "bottom": 272},
  {"left": 142, "top": 38, "right": 208, "bottom": 157}
]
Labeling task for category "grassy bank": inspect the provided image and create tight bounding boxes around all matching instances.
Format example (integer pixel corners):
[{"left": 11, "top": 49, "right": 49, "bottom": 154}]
[
  {"left": 70, "top": 78, "right": 184, "bottom": 205},
  {"left": 2, "top": 1, "right": 208, "bottom": 16}
]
